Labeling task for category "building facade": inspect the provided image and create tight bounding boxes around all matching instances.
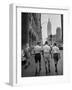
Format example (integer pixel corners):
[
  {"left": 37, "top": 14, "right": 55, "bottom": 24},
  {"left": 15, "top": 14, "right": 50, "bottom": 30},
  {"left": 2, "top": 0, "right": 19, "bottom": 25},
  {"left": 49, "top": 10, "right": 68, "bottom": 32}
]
[
  {"left": 22, "top": 13, "right": 42, "bottom": 48},
  {"left": 56, "top": 27, "right": 62, "bottom": 42}
]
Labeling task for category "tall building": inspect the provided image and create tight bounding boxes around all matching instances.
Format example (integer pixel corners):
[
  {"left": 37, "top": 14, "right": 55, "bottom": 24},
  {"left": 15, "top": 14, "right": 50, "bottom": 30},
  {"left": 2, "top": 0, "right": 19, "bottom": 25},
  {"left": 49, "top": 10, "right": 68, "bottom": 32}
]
[
  {"left": 56, "top": 27, "right": 62, "bottom": 41},
  {"left": 47, "top": 18, "right": 52, "bottom": 36},
  {"left": 22, "top": 13, "right": 42, "bottom": 47},
  {"left": 21, "top": 13, "right": 29, "bottom": 47}
]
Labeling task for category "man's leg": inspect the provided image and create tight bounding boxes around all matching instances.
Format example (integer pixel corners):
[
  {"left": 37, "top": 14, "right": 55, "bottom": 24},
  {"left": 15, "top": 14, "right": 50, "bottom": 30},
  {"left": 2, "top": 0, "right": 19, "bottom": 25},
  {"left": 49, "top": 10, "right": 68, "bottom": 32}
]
[
  {"left": 35, "top": 55, "right": 38, "bottom": 76},
  {"left": 39, "top": 60, "right": 41, "bottom": 73},
  {"left": 55, "top": 63, "right": 57, "bottom": 73},
  {"left": 39, "top": 54, "right": 41, "bottom": 73},
  {"left": 54, "top": 59, "right": 58, "bottom": 73},
  {"left": 48, "top": 55, "right": 51, "bottom": 73},
  {"left": 35, "top": 64, "right": 37, "bottom": 76},
  {"left": 35, "top": 61, "right": 39, "bottom": 76},
  {"left": 48, "top": 60, "right": 50, "bottom": 73},
  {"left": 55, "top": 54, "right": 59, "bottom": 74},
  {"left": 45, "top": 59, "right": 48, "bottom": 75}
]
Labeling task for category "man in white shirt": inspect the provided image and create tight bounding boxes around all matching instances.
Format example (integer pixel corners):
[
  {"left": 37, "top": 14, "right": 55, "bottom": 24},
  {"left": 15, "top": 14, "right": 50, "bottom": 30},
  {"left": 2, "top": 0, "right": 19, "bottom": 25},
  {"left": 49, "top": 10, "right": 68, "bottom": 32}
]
[
  {"left": 52, "top": 43, "right": 60, "bottom": 73},
  {"left": 43, "top": 41, "right": 51, "bottom": 75},
  {"left": 34, "top": 42, "right": 42, "bottom": 76}
]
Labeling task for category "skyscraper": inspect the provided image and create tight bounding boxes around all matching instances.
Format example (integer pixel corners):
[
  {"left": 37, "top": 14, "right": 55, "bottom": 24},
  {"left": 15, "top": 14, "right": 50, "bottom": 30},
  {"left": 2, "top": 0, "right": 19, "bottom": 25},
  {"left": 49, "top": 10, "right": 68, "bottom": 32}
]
[
  {"left": 56, "top": 27, "right": 62, "bottom": 41},
  {"left": 47, "top": 18, "right": 52, "bottom": 36}
]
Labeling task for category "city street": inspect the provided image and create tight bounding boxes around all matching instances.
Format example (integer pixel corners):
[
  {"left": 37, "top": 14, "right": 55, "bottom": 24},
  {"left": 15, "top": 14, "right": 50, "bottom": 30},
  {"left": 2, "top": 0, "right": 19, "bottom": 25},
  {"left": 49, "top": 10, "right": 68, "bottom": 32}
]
[{"left": 22, "top": 50, "right": 63, "bottom": 77}]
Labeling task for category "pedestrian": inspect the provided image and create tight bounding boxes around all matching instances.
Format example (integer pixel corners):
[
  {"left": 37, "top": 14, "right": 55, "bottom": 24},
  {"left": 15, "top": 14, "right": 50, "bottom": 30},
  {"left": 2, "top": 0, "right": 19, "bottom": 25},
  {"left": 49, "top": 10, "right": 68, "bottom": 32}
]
[
  {"left": 23, "top": 44, "right": 30, "bottom": 69},
  {"left": 43, "top": 41, "right": 51, "bottom": 75},
  {"left": 52, "top": 43, "right": 60, "bottom": 74},
  {"left": 34, "top": 42, "right": 42, "bottom": 76}
]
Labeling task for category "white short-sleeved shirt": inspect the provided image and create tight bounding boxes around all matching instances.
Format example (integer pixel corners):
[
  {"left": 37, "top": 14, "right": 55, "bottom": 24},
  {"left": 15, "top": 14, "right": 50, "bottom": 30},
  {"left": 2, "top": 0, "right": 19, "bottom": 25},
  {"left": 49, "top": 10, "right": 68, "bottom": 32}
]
[
  {"left": 52, "top": 46, "right": 59, "bottom": 53},
  {"left": 34, "top": 45, "right": 41, "bottom": 54},
  {"left": 43, "top": 45, "right": 51, "bottom": 53}
]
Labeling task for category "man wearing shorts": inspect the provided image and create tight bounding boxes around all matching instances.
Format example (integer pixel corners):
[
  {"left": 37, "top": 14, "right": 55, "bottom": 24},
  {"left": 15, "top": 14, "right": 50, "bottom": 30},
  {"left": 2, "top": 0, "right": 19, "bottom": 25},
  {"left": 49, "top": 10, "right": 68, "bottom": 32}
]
[
  {"left": 34, "top": 42, "right": 42, "bottom": 76},
  {"left": 52, "top": 43, "right": 60, "bottom": 73},
  {"left": 43, "top": 41, "right": 51, "bottom": 75}
]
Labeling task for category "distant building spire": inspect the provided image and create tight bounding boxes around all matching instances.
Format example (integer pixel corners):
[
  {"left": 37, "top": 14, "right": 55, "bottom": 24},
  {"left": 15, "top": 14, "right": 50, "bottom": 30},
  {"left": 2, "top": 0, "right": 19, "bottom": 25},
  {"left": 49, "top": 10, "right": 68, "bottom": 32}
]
[{"left": 47, "top": 18, "right": 52, "bottom": 36}]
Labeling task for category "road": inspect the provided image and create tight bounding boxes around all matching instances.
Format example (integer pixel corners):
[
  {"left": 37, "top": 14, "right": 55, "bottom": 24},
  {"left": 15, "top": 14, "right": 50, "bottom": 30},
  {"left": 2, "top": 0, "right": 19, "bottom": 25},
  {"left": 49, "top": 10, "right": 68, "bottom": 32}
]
[{"left": 22, "top": 50, "right": 63, "bottom": 77}]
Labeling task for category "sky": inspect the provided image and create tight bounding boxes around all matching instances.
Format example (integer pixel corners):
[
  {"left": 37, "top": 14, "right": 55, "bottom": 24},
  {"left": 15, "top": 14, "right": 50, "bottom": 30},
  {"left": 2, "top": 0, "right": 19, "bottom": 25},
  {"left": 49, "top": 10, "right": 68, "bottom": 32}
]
[{"left": 41, "top": 13, "right": 61, "bottom": 44}]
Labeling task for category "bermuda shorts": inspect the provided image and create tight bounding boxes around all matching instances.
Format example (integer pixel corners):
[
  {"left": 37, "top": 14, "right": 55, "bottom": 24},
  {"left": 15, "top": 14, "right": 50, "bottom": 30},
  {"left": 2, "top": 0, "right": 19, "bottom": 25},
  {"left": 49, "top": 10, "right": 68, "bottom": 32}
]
[
  {"left": 44, "top": 52, "right": 50, "bottom": 63},
  {"left": 53, "top": 53, "right": 59, "bottom": 63},
  {"left": 35, "top": 53, "right": 41, "bottom": 63}
]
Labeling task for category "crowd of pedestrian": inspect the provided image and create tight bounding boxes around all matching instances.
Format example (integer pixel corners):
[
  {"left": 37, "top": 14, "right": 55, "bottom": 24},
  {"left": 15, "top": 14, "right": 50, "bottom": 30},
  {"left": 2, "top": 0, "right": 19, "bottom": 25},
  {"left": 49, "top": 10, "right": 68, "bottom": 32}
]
[{"left": 21, "top": 41, "right": 61, "bottom": 76}]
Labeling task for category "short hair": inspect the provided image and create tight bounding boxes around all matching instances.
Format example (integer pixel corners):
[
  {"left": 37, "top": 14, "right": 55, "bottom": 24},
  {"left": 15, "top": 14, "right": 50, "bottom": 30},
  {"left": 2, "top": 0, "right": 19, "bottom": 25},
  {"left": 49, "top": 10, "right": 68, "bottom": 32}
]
[{"left": 45, "top": 41, "right": 48, "bottom": 44}]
